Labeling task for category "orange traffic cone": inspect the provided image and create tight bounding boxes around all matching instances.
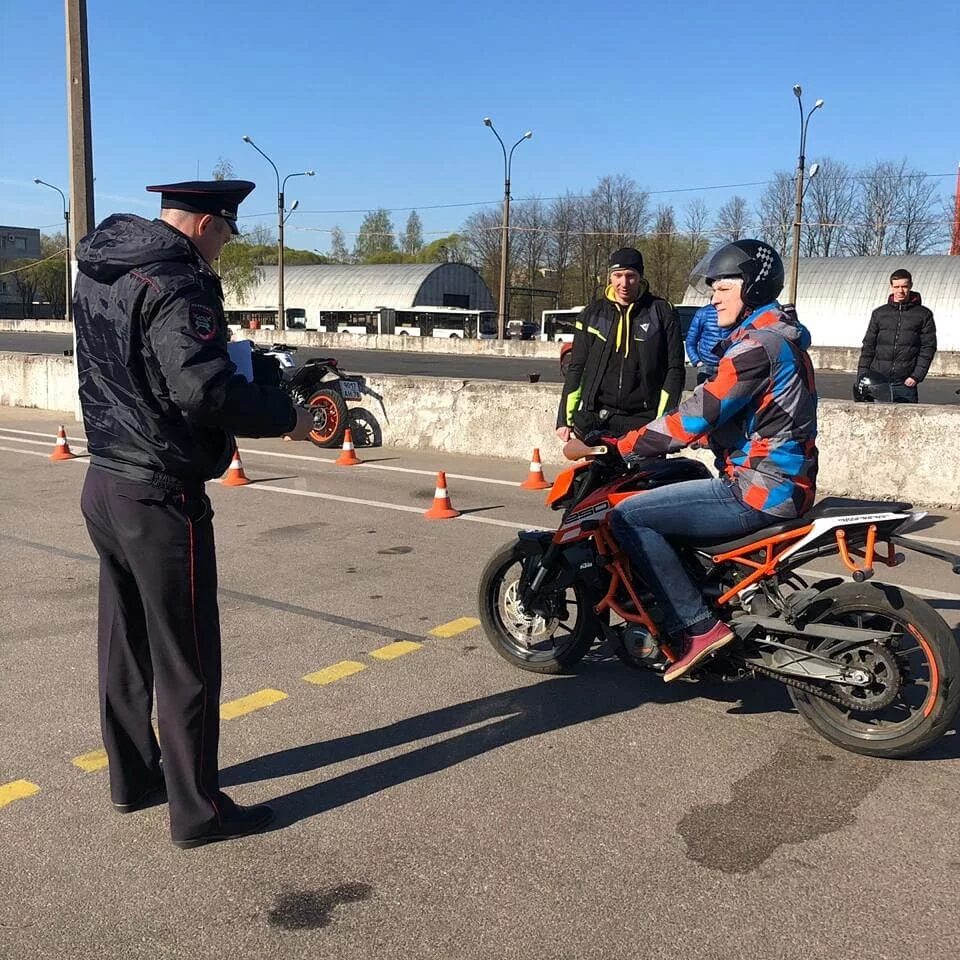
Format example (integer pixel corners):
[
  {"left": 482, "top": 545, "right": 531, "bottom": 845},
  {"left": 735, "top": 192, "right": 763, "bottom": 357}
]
[
  {"left": 520, "top": 447, "right": 550, "bottom": 490},
  {"left": 424, "top": 471, "right": 460, "bottom": 520},
  {"left": 335, "top": 428, "right": 362, "bottom": 466},
  {"left": 50, "top": 424, "right": 77, "bottom": 461},
  {"left": 221, "top": 447, "right": 251, "bottom": 486}
]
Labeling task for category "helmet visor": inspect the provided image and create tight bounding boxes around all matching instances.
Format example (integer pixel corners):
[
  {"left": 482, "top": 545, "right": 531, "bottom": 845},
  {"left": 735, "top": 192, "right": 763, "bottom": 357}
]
[{"left": 688, "top": 245, "right": 738, "bottom": 297}]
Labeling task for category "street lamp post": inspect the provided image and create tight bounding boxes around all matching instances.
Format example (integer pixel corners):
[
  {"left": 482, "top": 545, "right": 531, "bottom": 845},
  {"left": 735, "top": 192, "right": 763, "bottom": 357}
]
[
  {"left": 787, "top": 85, "right": 824, "bottom": 305},
  {"left": 483, "top": 118, "right": 532, "bottom": 340},
  {"left": 33, "top": 179, "right": 72, "bottom": 327},
  {"left": 242, "top": 135, "right": 314, "bottom": 332}
]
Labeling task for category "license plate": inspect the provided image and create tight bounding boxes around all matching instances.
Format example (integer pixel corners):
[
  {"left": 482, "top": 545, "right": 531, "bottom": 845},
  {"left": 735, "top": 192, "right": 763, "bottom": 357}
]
[{"left": 340, "top": 380, "right": 362, "bottom": 400}]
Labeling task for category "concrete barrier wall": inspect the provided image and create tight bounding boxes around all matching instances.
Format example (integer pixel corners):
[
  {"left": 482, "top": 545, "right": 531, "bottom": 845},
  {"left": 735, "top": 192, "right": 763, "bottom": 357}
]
[
  {"left": 2, "top": 351, "right": 958, "bottom": 507},
  {"left": 3, "top": 318, "right": 959, "bottom": 376}
]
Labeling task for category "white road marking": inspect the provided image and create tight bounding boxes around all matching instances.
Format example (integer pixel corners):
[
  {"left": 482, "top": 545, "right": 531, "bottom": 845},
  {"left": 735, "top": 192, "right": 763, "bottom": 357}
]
[{"left": 240, "top": 482, "right": 541, "bottom": 530}]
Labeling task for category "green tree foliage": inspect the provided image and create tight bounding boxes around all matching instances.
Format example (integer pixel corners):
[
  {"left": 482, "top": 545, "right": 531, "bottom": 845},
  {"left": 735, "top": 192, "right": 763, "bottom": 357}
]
[
  {"left": 218, "top": 239, "right": 263, "bottom": 304},
  {"left": 353, "top": 208, "right": 396, "bottom": 262},
  {"left": 401, "top": 210, "right": 423, "bottom": 256},
  {"left": 415, "top": 234, "right": 468, "bottom": 263},
  {"left": 33, "top": 233, "right": 69, "bottom": 316}
]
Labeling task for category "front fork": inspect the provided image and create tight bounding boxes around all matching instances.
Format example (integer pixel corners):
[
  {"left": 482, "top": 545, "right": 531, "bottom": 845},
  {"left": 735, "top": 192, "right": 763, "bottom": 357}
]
[{"left": 518, "top": 539, "right": 562, "bottom": 613}]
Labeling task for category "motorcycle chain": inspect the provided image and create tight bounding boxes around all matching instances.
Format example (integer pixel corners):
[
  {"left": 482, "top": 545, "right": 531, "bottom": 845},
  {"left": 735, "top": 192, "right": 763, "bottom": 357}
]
[{"left": 730, "top": 655, "right": 847, "bottom": 707}]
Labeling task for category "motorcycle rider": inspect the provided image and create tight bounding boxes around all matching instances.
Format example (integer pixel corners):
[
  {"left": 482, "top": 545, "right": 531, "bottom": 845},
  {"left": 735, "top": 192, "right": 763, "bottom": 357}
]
[{"left": 563, "top": 240, "right": 818, "bottom": 682}]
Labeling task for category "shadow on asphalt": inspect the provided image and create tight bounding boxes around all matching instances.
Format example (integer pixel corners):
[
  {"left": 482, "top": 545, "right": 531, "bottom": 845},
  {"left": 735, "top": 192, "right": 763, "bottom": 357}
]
[{"left": 220, "top": 652, "right": 799, "bottom": 831}]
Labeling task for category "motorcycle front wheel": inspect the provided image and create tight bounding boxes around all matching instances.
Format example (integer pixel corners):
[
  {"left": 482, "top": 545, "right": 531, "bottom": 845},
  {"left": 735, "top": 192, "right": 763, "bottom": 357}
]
[
  {"left": 478, "top": 541, "right": 598, "bottom": 674},
  {"left": 790, "top": 582, "right": 960, "bottom": 758}
]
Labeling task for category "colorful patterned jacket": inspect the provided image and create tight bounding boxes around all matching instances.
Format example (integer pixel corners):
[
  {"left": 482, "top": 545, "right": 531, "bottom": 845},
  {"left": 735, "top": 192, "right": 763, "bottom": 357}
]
[{"left": 616, "top": 303, "right": 818, "bottom": 519}]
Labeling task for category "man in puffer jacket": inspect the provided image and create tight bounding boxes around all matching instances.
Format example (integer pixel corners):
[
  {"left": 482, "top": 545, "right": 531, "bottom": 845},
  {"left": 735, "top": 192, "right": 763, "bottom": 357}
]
[
  {"left": 857, "top": 268, "right": 937, "bottom": 403},
  {"left": 684, "top": 302, "right": 722, "bottom": 384},
  {"left": 556, "top": 247, "right": 685, "bottom": 441}
]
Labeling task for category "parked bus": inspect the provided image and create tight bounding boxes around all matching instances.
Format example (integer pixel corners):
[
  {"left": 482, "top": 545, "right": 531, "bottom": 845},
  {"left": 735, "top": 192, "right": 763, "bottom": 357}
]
[
  {"left": 394, "top": 308, "right": 497, "bottom": 339},
  {"left": 223, "top": 306, "right": 306, "bottom": 330},
  {"left": 540, "top": 307, "right": 584, "bottom": 343}
]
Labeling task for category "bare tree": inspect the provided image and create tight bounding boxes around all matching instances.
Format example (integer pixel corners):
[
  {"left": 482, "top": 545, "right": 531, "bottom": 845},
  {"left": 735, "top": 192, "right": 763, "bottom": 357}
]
[
  {"left": 546, "top": 192, "right": 582, "bottom": 306},
  {"left": 714, "top": 195, "right": 749, "bottom": 241},
  {"left": 462, "top": 207, "right": 506, "bottom": 296},
  {"left": 756, "top": 172, "right": 794, "bottom": 254},
  {"left": 589, "top": 174, "right": 651, "bottom": 248},
  {"left": 646, "top": 204, "right": 686, "bottom": 301},
  {"left": 845, "top": 160, "right": 904, "bottom": 255},
  {"left": 328, "top": 225, "right": 351, "bottom": 263},
  {"left": 803, "top": 158, "right": 857, "bottom": 257},
  {"left": 211, "top": 157, "right": 235, "bottom": 181},
  {"left": 895, "top": 168, "right": 944, "bottom": 254},
  {"left": 512, "top": 197, "right": 550, "bottom": 285}
]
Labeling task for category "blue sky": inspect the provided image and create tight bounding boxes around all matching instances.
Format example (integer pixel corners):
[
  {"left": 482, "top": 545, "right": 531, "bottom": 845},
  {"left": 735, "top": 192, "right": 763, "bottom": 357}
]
[{"left": 2, "top": 0, "right": 958, "bottom": 252}]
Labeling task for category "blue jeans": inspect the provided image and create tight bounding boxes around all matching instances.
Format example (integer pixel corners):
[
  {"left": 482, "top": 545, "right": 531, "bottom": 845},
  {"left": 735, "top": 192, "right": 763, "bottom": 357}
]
[{"left": 609, "top": 478, "right": 772, "bottom": 634}]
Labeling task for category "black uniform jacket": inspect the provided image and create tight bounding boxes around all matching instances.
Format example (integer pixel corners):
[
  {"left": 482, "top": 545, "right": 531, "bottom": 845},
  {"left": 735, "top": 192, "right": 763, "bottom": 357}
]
[
  {"left": 74, "top": 215, "right": 296, "bottom": 487},
  {"left": 557, "top": 285, "right": 685, "bottom": 428},
  {"left": 857, "top": 291, "right": 937, "bottom": 384}
]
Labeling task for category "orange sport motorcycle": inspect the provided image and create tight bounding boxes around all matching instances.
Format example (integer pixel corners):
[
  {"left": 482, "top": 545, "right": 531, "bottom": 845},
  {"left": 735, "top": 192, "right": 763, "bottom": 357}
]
[{"left": 479, "top": 448, "right": 960, "bottom": 759}]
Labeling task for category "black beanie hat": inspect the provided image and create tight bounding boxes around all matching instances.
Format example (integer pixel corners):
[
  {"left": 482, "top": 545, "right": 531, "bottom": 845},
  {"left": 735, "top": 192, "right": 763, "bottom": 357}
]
[{"left": 608, "top": 247, "right": 644, "bottom": 275}]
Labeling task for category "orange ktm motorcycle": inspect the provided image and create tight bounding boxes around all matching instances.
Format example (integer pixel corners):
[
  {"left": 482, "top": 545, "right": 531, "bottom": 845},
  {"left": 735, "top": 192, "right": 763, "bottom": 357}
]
[{"left": 479, "top": 448, "right": 960, "bottom": 759}]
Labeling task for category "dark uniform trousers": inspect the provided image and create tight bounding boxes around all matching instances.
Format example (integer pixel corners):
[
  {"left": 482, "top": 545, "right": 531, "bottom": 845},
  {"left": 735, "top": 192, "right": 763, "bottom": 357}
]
[{"left": 80, "top": 467, "right": 231, "bottom": 839}]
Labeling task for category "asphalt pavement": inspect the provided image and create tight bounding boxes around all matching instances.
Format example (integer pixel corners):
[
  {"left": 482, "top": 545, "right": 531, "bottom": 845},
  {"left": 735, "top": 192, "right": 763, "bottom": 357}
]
[
  {"left": 1, "top": 407, "right": 959, "bottom": 959},
  {"left": 3, "top": 331, "right": 960, "bottom": 404}
]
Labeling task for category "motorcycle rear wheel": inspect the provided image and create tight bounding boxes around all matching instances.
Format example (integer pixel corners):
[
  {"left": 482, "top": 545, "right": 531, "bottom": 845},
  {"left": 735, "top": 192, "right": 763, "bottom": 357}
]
[
  {"left": 789, "top": 582, "right": 960, "bottom": 758},
  {"left": 307, "top": 387, "right": 348, "bottom": 448},
  {"left": 478, "top": 541, "right": 598, "bottom": 674}
]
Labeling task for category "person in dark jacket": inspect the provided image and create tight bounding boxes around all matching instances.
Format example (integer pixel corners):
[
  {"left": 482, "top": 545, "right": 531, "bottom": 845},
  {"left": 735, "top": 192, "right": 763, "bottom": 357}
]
[
  {"left": 555, "top": 248, "right": 685, "bottom": 441},
  {"left": 74, "top": 179, "right": 313, "bottom": 849},
  {"left": 563, "top": 240, "right": 818, "bottom": 683},
  {"left": 857, "top": 268, "right": 937, "bottom": 403},
  {"left": 684, "top": 302, "right": 722, "bottom": 384}
]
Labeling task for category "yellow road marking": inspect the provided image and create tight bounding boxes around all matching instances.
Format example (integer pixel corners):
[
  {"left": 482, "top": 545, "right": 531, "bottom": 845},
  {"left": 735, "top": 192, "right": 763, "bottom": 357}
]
[
  {"left": 0, "top": 779, "right": 40, "bottom": 809},
  {"left": 220, "top": 688, "right": 287, "bottom": 720},
  {"left": 303, "top": 660, "right": 367, "bottom": 685},
  {"left": 429, "top": 616, "right": 481, "bottom": 638},
  {"left": 370, "top": 640, "right": 423, "bottom": 660},
  {"left": 73, "top": 749, "right": 109, "bottom": 772}
]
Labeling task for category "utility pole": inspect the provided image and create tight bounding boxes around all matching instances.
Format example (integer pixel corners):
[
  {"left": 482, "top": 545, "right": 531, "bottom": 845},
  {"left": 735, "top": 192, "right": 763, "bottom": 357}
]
[
  {"left": 66, "top": 0, "right": 95, "bottom": 249},
  {"left": 65, "top": 0, "right": 94, "bottom": 421}
]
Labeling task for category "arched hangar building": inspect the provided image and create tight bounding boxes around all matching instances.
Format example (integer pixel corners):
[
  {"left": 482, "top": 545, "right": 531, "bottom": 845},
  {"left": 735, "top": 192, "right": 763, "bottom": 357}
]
[
  {"left": 682, "top": 255, "right": 959, "bottom": 352},
  {"left": 223, "top": 262, "right": 496, "bottom": 337}
]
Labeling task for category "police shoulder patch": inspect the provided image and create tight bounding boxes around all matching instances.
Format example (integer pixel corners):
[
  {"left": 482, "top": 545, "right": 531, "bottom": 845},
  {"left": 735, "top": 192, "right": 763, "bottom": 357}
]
[{"left": 189, "top": 302, "right": 219, "bottom": 341}]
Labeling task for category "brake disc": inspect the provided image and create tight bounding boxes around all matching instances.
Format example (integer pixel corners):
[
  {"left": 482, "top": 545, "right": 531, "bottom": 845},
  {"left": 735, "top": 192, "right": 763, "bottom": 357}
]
[{"left": 502, "top": 579, "right": 560, "bottom": 645}]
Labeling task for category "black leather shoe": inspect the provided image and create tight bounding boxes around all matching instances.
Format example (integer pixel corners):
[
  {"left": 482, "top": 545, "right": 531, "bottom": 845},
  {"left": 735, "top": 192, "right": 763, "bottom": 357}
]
[
  {"left": 172, "top": 803, "right": 274, "bottom": 849},
  {"left": 112, "top": 779, "right": 167, "bottom": 814}
]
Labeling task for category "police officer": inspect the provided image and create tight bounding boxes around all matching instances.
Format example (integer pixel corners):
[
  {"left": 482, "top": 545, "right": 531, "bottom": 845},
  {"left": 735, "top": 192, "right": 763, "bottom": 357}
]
[{"left": 74, "top": 180, "right": 313, "bottom": 848}]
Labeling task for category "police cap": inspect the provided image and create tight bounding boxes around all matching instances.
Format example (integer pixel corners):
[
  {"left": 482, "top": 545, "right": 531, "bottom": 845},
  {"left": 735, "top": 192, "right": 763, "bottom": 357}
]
[{"left": 146, "top": 179, "right": 255, "bottom": 235}]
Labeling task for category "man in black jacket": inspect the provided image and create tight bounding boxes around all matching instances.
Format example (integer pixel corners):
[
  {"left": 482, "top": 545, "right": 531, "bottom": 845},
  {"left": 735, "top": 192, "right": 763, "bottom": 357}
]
[
  {"left": 75, "top": 180, "right": 313, "bottom": 848},
  {"left": 556, "top": 248, "right": 684, "bottom": 440},
  {"left": 857, "top": 268, "right": 937, "bottom": 403}
]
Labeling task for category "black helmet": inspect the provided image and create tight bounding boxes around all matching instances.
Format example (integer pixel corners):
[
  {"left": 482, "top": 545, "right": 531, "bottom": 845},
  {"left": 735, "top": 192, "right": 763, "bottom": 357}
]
[
  {"left": 691, "top": 240, "right": 785, "bottom": 307},
  {"left": 853, "top": 369, "right": 893, "bottom": 403}
]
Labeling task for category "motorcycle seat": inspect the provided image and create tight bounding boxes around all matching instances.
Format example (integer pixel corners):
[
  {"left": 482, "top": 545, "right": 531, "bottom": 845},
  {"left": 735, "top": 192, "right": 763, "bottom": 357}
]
[
  {"left": 684, "top": 518, "right": 810, "bottom": 556},
  {"left": 805, "top": 497, "right": 912, "bottom": 517},
  {"left": 685, "top": 498, "right": 913, "bottom": 556}
]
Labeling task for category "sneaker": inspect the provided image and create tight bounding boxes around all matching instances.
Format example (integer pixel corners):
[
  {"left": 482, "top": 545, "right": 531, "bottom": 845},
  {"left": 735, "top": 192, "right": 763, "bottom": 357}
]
[
  {"left": 663, "top": 621, "right": 734, "bottom": 683},
  {"left": 171, "top": 802, "right": 274, "bottom": 850}
]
